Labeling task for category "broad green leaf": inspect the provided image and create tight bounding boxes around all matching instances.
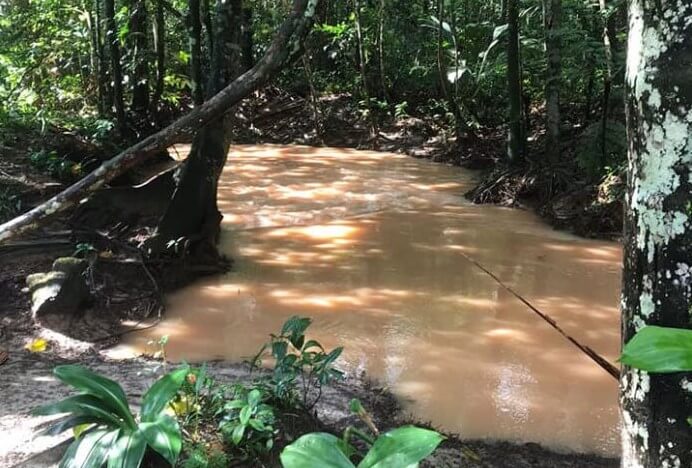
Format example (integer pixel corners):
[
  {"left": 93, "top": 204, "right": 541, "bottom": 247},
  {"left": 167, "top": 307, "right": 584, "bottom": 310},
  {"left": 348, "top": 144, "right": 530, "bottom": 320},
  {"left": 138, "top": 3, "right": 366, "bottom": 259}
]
[
  {"left": 621, "top": 326, "right": 692, "bottom": 373},
  {"left": 248, "top": 389, "right": 262, "bottom": 407},
  {"left": 281, "top": 433, "right": 355, "bottom": 468},
  {"left": 231, "top": 423, "right": 246, "bottom": 445},
  {"left": 107, "top": 430, "right": 146, "bottom": 468},
  {"left": 33, "top": 394, "right": 124, "bottom": 428},
  {"left": 239, "top": 405, "right": 252, "bottom": 425},
  {"left": 140, "top": 414, "right": 182, "bottom": 465},
  {"left": 141, "top": 366, "right": 189, "bottom": 421},
  {"left": 65, "top": 428, "right": 119, "bottom": 468},
  {"left": 53, "top": 366, "right": 135, "bottom": 429},
  {"left": 39, "top": 415, "right": 98, "bottom": 437},
  {"left": 358, "top": 427, "right": 444, "bottom": 468}
]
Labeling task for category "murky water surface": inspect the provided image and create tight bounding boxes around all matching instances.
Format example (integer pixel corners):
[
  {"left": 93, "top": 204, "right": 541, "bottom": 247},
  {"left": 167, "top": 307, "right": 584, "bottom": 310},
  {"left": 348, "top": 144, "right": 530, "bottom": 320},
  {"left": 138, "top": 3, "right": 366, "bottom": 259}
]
[{"left": 118, "top": 145, "right": 621, "bottom": 456}]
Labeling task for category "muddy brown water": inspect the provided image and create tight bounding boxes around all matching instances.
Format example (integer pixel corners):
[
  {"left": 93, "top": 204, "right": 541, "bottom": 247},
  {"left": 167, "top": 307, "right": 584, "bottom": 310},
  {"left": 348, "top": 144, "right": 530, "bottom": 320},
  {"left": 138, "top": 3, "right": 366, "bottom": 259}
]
[{"left": 114, "top": 145, "right": 621, "bottom": 457}]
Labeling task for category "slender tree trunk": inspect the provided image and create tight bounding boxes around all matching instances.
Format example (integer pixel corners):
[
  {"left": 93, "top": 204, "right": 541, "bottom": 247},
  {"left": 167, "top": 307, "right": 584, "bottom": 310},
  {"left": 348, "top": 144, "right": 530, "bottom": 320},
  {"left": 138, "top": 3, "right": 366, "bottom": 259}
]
[
  {"left": 189, "top": 0, "right": 204, "bottom": 105},
  {"left": 506, "top": 0, "right": 523, "bottom": 163},
  {"left": 87, "top": 1, "right": 105, "bottom": 115},
  {"left": 129, "top": 0, "right": 150, "bottom": 115},
  {"left": 152, "top": 0, "right": 166, "bottom": 109},
  {"left": 436, "top": 0, "right": 467, "bottom": 139},
  {"left": 353, "top": 0, "right": 369, "bottom": 98},
  {"left": 353, "top": 0, "right": 377, "bottom": 139},
  {"left": 202, "top": 0, "right": 215, "bottom": 56},
  {"left": 0, "top": 0, "right": 322, "bottom": 244},
  {"left": 95, "top": 0, "right": 112, "bottom": 114},
  {"left": 377, "top": 0, "right": 388, "bottom": 100},
  {"left": 598, "top": 0, "right": 613, "bottom": 166},
  {"left": 104, "top": 0, "right": 126, "bottom": 131},
  {"left": 543, "top": 0, "right": 561, "bottom": 164},
  {"left": 620, "top": 2, "right": 692, "bottom": 467},
  {"left": 241, "top": 7, "right": 254, "bottom": 71}
]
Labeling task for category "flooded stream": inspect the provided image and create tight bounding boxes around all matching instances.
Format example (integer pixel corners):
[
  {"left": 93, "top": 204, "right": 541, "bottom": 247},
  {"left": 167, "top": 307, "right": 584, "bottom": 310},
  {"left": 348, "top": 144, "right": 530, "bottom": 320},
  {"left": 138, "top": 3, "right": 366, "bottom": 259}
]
[{"left": 115, "top": 145, "right": 621, "bottom": 457}]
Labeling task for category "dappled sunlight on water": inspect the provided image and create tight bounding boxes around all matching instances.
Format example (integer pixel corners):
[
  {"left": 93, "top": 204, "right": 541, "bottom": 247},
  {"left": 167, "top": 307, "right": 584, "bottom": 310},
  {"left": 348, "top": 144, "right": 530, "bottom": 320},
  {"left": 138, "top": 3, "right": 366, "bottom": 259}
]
[{"left": 116, "top": 145, "right": 622, "bottom": 456}]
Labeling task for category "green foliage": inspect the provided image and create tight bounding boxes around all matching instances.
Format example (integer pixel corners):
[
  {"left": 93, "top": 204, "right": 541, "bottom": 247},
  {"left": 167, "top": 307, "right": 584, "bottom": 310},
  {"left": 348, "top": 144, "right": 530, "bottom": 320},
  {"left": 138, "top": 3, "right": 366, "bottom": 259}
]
[
  {"left": 73, "top": 242, "right": 96, "bottom": 258},
  {"left": 182, "top": 446, "right": 229, "bottom": 468},
  {"left": 253, "top": 316, "right": 343, "bottom": 409},
  {"left": 33, "top": 364, "right": 189, "bottom": 468},
  {"left": 281, "top": 426, "right": 444, "bottom": 468},
  {"left": 621, "top": 326, "right": 692, "bottom": 373},
  {"left": 29, "top": 149, "right": 83, "bottom": 181},
  {"left": 219, "top": 386, "right": 277, "bottom": 457}
]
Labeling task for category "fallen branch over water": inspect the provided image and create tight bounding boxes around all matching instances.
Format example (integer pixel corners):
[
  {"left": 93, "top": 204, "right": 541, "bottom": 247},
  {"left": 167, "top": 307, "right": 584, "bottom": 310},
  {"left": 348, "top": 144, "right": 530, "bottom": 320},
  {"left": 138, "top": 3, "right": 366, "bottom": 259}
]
[{"left": 0, "top": 0, "right": 320, "bottom": 244}]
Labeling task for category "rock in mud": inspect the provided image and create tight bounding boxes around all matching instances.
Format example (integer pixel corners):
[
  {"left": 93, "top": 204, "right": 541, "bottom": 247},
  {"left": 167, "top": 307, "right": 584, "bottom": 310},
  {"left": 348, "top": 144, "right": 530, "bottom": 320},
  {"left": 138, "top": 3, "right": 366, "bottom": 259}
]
[{"left": 26, "top": 257, "right": 89, "bottom": 320}]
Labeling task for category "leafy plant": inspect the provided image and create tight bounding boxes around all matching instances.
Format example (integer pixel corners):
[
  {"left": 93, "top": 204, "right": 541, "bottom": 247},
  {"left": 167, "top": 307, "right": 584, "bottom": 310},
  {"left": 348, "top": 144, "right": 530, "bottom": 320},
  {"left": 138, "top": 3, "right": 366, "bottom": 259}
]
[
  {"left": 621, "top": 325, "right": 692, "bottom": 373},
  {"left": 281, "top": 399, "right": 444, "bottom": 468},
  {"left": 253, "top": 316, "right": 343, "bottom": 409},
  {"left": 34, "top": 364, "right": 190, "bottom": 468},
  {"left": 29, "top": 149, "right": 82, "bottom": 181},
  {"left": 182, "top": 445, "right": 229, "bottom": 468},
  {"left": 219, "top": 385, "right": 277, "bottom": 458}
]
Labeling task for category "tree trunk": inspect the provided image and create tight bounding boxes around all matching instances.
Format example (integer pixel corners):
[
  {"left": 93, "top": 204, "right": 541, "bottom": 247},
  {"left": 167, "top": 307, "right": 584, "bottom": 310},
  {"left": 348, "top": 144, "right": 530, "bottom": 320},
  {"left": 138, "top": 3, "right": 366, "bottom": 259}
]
[
  {"left": 620, "top": 2, "right": 692, "bottom": 467},
  {"left": 543, "top": 0, "right": 561, "bottom": 164},
  {"left": 129, "top": 0, "right": 150, "bottom": 115},
  {"left": 152, "top": 0, "right": 166, "bottom": 109},
  {"left": 104, "top": 0, "right": 126, "bottom": 131},
  {"left": 241, "top": 7, "right": 254, "bottom": 71},
  {"left": 436, "top": 0, "right": 467, "bottom": 139},
  {"left": 598, "top": 0, "right": 613, "bottom": 166},
  {"left": 506, "top": 0, "right": 524, "bottom": 163},
  {"left": 377, "top": 0, "right": 388, "bottom": 100},
  {"left": 0, "top": 0, "right": 322, "bottom": 244},
  {"left": 153, "top": 0, "right": 243, "bottom": 252},
  {"left": 189, "top": 0, "right": 204, "bottom": 105}
]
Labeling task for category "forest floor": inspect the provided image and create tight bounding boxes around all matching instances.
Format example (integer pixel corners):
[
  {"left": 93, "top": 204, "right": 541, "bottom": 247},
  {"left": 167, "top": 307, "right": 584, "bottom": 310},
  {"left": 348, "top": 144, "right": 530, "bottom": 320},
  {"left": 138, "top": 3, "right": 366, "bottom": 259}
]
[{"left": 0, "top": 92, "right": 622, "bottom": 467}]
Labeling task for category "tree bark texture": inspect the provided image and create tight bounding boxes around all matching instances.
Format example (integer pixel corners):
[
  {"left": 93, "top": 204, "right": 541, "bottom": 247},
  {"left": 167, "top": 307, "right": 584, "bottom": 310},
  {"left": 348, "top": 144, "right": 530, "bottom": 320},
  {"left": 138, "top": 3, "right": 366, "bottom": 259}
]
[
  {"left": 104, "top": 0, "right": 126, "bottom": 130},
  {"left": 507, "top": 0, "right": 524, "bottom": 163},
  {"left": 620, "top": 2, "right": 692, "bottom": 467}
]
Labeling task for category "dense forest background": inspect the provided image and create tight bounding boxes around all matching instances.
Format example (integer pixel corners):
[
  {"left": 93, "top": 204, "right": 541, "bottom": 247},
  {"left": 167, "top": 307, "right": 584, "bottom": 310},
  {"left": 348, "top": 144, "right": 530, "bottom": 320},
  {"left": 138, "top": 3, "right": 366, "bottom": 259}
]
[{"left": 0, "top": 0, "right": 628, "bottom": 236}]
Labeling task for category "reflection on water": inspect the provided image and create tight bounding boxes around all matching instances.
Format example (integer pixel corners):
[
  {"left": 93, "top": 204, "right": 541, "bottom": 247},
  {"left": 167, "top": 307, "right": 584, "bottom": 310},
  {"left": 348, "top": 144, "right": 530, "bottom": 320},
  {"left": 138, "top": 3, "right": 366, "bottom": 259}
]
[{"left": 115, "top": 145, "right": 621, "bottom": 456}]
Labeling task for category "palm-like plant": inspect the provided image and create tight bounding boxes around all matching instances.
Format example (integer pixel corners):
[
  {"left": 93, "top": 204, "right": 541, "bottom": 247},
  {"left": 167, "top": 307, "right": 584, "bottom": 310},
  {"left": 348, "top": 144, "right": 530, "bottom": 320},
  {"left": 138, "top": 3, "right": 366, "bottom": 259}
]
[{"left": 34, "top": 364, "right": 190, "bottom": 468}]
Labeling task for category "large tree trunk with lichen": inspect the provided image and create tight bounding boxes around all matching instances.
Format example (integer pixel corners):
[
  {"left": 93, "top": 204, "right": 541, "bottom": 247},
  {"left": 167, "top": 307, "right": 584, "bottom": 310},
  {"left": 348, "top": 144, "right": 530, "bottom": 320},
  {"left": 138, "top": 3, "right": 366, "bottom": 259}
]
[
  {"left": 620, "top": 2, "right": 692, "bottom": 467},
  {"left": 153, "top": 0, "right": 243, "bottom": 254},
  {"left": 0, "top": 0, "right": 321, "bottom": 245}
]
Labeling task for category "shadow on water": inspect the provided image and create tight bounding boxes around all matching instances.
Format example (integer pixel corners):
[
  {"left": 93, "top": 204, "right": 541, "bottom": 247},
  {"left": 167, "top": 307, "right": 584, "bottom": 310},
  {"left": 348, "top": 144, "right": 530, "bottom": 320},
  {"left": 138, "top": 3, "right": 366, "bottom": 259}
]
[{"left": 114, "top": 144, "right": 622, "bottom": 456}]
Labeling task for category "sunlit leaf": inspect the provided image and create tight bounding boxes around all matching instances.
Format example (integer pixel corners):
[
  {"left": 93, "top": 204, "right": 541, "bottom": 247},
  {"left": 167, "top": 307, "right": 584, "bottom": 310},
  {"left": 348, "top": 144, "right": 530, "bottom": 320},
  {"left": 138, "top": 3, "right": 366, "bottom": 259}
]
[{"left": 621, "top": 326, "right": 692, "bottom": 373}]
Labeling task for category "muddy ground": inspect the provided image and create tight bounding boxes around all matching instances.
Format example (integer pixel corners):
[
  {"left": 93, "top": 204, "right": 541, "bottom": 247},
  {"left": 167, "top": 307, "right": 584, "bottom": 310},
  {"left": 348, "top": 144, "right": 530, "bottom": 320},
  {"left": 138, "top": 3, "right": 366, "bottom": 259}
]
[{"left": 0, "top": 91, "right": 621, "bottom": 467}]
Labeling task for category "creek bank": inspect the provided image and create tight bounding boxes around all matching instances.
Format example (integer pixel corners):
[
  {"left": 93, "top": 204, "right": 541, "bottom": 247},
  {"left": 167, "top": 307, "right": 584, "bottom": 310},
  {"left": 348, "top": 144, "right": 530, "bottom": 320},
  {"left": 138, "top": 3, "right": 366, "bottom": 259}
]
[{"left": 2, "top": 348, "right": 618, "bottom": 468}]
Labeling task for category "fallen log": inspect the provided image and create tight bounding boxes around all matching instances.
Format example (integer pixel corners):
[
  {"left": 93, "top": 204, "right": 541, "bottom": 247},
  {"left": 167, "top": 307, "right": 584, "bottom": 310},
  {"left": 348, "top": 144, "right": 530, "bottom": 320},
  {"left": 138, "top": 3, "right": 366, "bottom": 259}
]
[{"left": 0, "top": 0, "right": 320, "bottom": 244}]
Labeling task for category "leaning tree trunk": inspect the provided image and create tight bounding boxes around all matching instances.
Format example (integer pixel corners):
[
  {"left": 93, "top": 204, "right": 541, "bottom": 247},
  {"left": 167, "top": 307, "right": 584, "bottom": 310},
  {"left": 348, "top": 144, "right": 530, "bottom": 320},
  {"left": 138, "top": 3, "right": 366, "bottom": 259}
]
[
  {"left": 506, "top": 0, "right": 524, "bottom": 163},
  {"left": 620, "top": 2, "right": 692, "bottom": 467},
  {"left": 543, "top": 0, "right": 561, "bottom": 164},
  {"left": 152, "top": 0, "right": 244, "bottom": 254},
  {"left": 129, "top": 0, "right": 150, "bottom": 115},
  {"left": 104, "top": 0, "right": 126, "bottom": 131},
  {"left": 0, "top": 0, "right": 322, "bottom": 244}
]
